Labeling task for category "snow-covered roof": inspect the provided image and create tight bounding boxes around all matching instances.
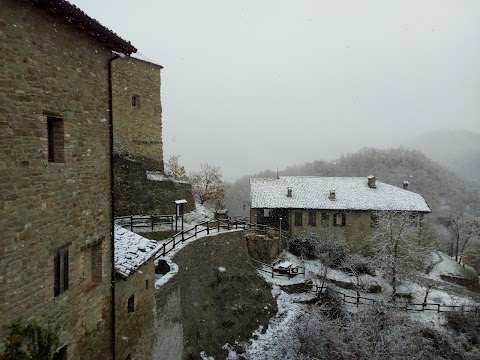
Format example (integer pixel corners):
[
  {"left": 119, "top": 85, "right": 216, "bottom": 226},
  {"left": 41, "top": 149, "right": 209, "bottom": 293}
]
[
  {"left": 114, "top": 225, "right": 159, "bottom": 278},
  {"left": 250, "top": 176, "right": 431, "bottom": 212}
]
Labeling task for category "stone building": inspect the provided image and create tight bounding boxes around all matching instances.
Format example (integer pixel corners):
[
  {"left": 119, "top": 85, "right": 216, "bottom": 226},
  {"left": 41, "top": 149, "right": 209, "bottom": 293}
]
[
  {"left": 114, "top": 226, "right": 157, "bottom": 360},
  {"left": 0, "top": 0, "right": 135, "bottom": 358},
  {"left": 111, "top": 55, "right": 195, "bottom": 216},
  {"left": 112, "top": 56, "right": 164, "bottom": 170},
  {"left": 250, "top": 176, "right": 431, "bottom": 252}
]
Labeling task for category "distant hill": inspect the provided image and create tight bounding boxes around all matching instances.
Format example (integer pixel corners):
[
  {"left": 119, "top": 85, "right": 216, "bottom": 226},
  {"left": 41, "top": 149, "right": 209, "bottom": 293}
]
[
  {"left": 403, "top": 130, "right": 480, "bottom": 185},
  {"left": 225, "top": 147, "right": 480, "bottom": 217}
]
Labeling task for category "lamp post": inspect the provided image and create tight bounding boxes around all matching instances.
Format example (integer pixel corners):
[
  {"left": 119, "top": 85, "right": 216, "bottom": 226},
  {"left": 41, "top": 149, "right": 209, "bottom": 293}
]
[
  {"left": 174, "top": 199, "right": 187, "bottom": 233},
  {"left": 279, "top": 217, "right": 282, "bottom": 244}
]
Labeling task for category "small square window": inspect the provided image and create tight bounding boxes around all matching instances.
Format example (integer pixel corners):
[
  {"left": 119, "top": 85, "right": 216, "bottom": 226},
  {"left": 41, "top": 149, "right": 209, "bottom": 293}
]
[
  {"left": 132, "top": 95, "right": 140, "bottom": 108},
  {"left": 54, "top": 247, "right": 69, "bottom": 297},
  {"left": 127, "top": 294, "right": 135, "bottom": 313},
  {"left": 294, "top": 212, "right": 302, "bottom": 226},
  {"left": 47, "top": 116, "right": 65, "bottom": 163},
  {"left": 308, "top": 212, "right": 316, "bottom": 226},
  {"left": 321, "top": 213, "right": 329, "bottom": 228}
]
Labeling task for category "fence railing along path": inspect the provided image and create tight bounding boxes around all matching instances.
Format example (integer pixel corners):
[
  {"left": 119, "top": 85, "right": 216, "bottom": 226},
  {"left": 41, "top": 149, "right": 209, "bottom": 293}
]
[
  {"left": 115, "top": 214, "right": 175, "bottom": 231},
  {"left": 153, "top": 218, "right": 288, "bottom": 261},
  {"left": 314, "top": 284, "right": 480, "bottom": 314}
]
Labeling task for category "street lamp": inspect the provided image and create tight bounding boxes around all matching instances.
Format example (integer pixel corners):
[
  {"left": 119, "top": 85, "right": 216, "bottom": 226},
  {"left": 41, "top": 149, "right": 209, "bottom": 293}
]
[{"left": 174, "top": 199, "right": 187, "bottom": 233}]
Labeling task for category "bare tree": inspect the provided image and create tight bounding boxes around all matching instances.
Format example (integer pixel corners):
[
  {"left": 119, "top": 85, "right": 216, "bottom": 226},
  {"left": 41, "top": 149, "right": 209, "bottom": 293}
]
[
  {"left": 341, "top": 253, "right": 373, "bottom": 299},
  {"left": 190, "top": 163, "right": 228, "bottom": 209},
  {"left": 369, "top": 210, "right": 431, "bottom": 300},
  {"left": 442, "top": 213, "right": 480, "bottom": 264},
  {"left": 164, "top": 154, "right": 189, "bottom": 181}
]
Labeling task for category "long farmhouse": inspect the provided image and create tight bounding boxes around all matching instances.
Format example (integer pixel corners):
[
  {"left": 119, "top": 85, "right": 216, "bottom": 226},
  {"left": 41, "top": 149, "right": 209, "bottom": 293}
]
[{"left": 250, "top": 176, "right": 431, "bottom": 252}]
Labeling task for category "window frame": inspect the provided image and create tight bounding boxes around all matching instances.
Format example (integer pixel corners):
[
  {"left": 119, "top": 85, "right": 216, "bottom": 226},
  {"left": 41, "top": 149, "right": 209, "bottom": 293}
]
[
  {"left": 54, "top": 247, "right": 69, "bottom": 297},
  {"left": 334, "top": 213, "right": 346, "bottom": 227},
  {"left": 127, "top": 293, "right": 135, "bottom": 313},
  {"left": 47, "top": 116, "right": 65, "bottom": 163},
  {"left": 294, "top": 211, "right": 303, "bottom": 226},
  {"left": 321, "top": 213, "right": 329, "bottom": 228},
  {"left": 132, "top": 95, "right": 140, "bottom": 108},
  {"left": 308, "top": 211, "right": 316, "bottom": 226}
]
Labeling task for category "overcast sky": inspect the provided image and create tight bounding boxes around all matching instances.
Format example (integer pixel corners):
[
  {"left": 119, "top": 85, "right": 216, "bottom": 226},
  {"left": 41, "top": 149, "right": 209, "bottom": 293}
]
[{"left": 71, "top": 0, "right": 480, "bottom": 181}]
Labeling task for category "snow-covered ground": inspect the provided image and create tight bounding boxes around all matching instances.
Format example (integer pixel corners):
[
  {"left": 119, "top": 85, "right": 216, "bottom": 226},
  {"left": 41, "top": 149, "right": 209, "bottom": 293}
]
[{"left": 237, "top": 249, "right": 480, "bottom": 358}]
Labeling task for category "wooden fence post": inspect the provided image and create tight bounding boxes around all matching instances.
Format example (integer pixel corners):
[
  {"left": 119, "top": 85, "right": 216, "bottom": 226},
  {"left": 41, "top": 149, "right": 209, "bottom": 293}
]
[
  {"left": 217, "top": 221, "right": 220, "bottom": 232},
  {"left": 130, "top": 215, "right": 133, "bottom": 231},
  {"left": 182, "top": 231, "right": 185, "bottom": 243},
  {"left": 163, "top": 243, "right": 166, "bottom": 256},
  {"left": 207, "top": 222, "right": 210, "bottom": 235},
  {"left": 437, "top": 304, "right": 441, "bottom": 313},
  {"left": 172, "top": 236, "right": 176, "bottom": 249},
  {"left": 151, "top": 215, "right": 154, "bottom": 231},
  {"left": 195, "top": 225, "right": 198, "bottom": 237}
]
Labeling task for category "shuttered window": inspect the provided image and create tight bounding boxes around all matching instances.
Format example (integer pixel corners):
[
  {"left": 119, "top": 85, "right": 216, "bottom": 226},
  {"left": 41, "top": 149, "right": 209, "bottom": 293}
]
[{"left": 334, "top": 213, "right": 346, "bottom": 227}]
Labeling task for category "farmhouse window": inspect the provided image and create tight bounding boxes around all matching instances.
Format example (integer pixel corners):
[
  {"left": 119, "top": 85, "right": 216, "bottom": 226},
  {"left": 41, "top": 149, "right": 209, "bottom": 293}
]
[
  {"left": 128, "top": 294, "right": 135, "bottom": 313},
  {"left": 47, "top": 116, "right": 65, "bottom": 162},
  {"left": 54, "top": 247, "right": 69, "bottom": 296},
  {"left": 371, "top": 213, "right": 379, "bottom": 228},
  {"left": 334, "top": 213, "right": 346, "bottom": 227},
  {"left": 321, "top": 213, "right": 329, "bottom": 227},
  {"left": 308, "top": 212, "right": 316, "bottom": 226},
  {"left": 294, "top": 212, "right": 302, "bottom": 226}
]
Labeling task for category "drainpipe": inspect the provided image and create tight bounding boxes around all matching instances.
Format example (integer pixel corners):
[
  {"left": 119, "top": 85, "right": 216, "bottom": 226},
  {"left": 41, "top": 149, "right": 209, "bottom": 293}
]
[{"left": 108, "top": 53, "right": 120, "bottom": 360}]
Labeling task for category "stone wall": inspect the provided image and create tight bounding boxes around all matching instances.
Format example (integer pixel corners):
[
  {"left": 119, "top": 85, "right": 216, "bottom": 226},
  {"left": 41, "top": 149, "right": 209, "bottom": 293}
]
[
  {"left": 154, "top": 231, "right": 277, "bottom": 359},
  {"left": 115, "top": 259, "right": 156, "bottom": 360},
  {"left": 0, "top": 1, "right": 113, "bottom": 357},
  {"left": 112, "top": 56, "right": 164, "bottom": 170},
  {"left": 287, "top": 210, "right": 373, "bottom": 253},
  {"left": 114, "top": 153, "right": 194, "bottom": 216}
]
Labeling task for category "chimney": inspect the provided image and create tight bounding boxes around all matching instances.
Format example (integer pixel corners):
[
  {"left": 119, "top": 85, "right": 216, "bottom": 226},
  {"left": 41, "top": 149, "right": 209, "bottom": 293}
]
[
  {"left": 367, "top": 175, "right": 377, "bottom": 189},
  {"left": 287, "top": 188, "right": 292, "bottom": 198},
  {"left": 328, "top": 190, "right": 336, "bottom": 200},
  {"left": 403, "top": 181, "right": 409, "bottom": 190}
]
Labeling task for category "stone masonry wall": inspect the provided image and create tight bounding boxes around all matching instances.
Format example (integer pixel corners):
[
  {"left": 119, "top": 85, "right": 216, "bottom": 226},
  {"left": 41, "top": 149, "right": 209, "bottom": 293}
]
[
  {"left": 287, "top": 210, "right": 373, "bottom": 253},
  {"left": 0, "top": 1, "right": 113, "bottom": 358},
  {"left": 154, "top": 231, "right": 277, "bottom": 359},
  {"left": 112, "top": 57, "right": 164, "bottom": 170},
  {"left": 115, "top": 259, "right": 155, "bottom": 360},
  {"left": 114, "top": 153, "right": 194, "bottom": 216}
]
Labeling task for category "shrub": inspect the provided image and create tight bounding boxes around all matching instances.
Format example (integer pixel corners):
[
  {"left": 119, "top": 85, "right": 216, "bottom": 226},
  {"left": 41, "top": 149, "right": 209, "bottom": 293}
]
[{"left": 287, "top": 233, "right": 318, "bottom": 258}]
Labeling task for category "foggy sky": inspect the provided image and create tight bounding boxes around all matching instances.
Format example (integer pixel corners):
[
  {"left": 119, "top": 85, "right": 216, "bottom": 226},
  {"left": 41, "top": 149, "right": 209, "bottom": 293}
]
[{"left": 70, "top": 0, "right": 480, "bottom": 180}]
